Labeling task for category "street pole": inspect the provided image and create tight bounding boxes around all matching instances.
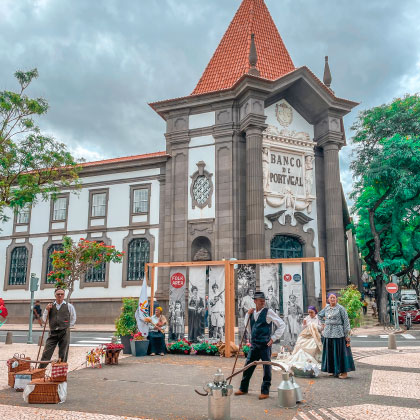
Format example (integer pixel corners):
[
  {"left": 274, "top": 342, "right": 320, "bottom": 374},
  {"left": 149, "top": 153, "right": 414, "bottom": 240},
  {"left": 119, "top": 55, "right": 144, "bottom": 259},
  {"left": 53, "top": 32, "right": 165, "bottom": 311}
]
[{"left": 27, "top": 273, "right": 39, "bottom": 344}]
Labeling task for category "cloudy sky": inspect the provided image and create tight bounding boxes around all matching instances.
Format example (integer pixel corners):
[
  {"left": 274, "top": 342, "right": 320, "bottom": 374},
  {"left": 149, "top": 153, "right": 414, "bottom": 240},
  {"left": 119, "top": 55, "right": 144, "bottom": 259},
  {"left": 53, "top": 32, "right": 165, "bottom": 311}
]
[{"left": 1, "top": 0, "right": 420, "bottom": 198}]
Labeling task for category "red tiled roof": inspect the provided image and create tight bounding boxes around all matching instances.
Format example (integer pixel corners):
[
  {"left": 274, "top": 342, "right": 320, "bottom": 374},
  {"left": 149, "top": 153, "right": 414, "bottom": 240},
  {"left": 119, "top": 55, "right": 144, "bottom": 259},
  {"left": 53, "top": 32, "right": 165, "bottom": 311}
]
[
  {"left": 192, "top": 0, "right": 295, "bottom": 95},
  {"left": 81, "top": 151, "right": 168, "bottom": 168}
]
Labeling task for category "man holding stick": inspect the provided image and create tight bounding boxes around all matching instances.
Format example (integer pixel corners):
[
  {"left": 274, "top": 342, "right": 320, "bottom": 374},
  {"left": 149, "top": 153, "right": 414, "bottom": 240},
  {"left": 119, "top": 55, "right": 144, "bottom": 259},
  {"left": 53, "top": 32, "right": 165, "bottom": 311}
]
[
  {"left": 235, "top": 291, "right": 285, "bottom": 400},
  {"left": 39, "top": 287, "right": 76, "bottom": 368}
]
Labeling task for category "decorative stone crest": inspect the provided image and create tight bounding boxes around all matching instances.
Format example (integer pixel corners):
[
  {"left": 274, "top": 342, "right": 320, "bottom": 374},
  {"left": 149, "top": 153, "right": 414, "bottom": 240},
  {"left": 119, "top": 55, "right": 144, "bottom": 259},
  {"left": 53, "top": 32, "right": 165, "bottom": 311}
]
[
  {"left": 190, "top": 161, "right": 213, "bottom": 209},
  {"left": 276, "top": 102, "right": 293, "bottom": 127}
]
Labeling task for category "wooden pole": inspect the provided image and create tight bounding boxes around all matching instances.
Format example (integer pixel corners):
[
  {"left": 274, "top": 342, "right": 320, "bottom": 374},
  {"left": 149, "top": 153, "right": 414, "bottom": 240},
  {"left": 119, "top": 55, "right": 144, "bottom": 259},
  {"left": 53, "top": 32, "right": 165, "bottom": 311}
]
[
  {"left": 150, "top": 265, "right": 155, "bottom": 315},
  {"left": 320, "top": 259, "right": 327, "bottom": 308},
  {"left": 36, "top": 308, "right": 49, "bottom": 368},
  {"left": 224, "top": 262, "right": 231, "bottom": 358}
]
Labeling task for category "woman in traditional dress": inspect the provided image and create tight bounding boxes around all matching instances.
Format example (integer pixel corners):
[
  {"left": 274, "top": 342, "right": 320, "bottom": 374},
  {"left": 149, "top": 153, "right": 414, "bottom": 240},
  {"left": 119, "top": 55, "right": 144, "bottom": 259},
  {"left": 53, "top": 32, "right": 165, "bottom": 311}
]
[
  {"left": 289, "top": 306, "right": 323, "bottom": 362},
  {"left": 318, "top": 293, "right": 355, "bottom": 378},
  {"left": 302, "top": 306, "right": 322, "bottom": 330},
  {"left": 286, "top": 294, "right": 303, "bottom": 345},
  {"left": 146, "top": 307, "right": 167, "bottom": 356},
  {"left": 174, "top": 300, "right": 184, "bottom": 340}
]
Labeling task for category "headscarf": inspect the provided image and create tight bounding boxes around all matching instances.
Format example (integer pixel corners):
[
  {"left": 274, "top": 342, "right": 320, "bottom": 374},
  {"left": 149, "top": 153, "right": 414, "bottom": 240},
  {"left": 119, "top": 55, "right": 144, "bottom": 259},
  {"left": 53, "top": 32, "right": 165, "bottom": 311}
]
[
  {"left": 327, "top": 292, "right": 337, "bottom": 299},
  {"left": 307, "top": 305, "right": 317, "bottom": 314}
]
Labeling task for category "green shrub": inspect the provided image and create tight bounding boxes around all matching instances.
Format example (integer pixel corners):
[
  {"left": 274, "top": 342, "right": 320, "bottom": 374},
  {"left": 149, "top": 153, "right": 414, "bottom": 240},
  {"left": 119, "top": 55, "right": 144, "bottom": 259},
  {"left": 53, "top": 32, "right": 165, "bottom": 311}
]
[
  {"left": 114, "top": 298, "right": 138, "bottom": 337},
  {"left": 338, "top": 285, "right": 363, "bottom": 330}
]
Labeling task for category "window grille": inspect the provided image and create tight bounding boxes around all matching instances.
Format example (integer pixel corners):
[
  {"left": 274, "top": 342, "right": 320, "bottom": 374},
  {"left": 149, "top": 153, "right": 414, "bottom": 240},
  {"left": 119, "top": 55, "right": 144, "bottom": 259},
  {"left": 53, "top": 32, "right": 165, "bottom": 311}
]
[
  {"left": 9, "top": 247, "right": 28, "bottom": 285},
  {"left": 85, "top": 241, "right": 106, "bottom": 283},
  {"left": 46, "top": 244, "right": 64, "bottom": 283},
  {"left": 127, "top": 238, "right": 150, "bottom": 281},
  {"left": 133, "top": 189, "right": 148, "bottom": 213}
]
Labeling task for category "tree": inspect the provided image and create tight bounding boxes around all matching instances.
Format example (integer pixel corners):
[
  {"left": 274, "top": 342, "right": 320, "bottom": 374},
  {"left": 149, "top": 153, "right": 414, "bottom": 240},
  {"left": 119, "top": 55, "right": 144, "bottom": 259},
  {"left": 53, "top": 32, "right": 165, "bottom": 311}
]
[
  {"left": 350, "top": 95, "right": 420, "bottom": 323},
  {"left": 48, "top": 236, "right": 124, "bottom": 301},
  {"left": 338, "top": 285, "right": 363, "bottom": 330},
  {"left": 0, "top": 69, "right": 81, "bottom": 223}
]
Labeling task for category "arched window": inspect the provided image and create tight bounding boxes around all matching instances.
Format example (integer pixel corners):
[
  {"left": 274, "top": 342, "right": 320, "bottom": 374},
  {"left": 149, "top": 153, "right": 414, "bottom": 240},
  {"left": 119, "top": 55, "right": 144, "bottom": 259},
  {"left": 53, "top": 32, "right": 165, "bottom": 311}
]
[
  {"left": 45, "top": 244, "right": 64, "bottom": 284},
  {"left": 127, "top": 238, "right": 150, "bottom": 281},
  {"left": 85, "top": 242, "right": 106, "bottom": 283},
  {"left": 270, "top": 235, "right": 303, "bottom": 259},
  {"left": 270, "top": 235, "right": 304, "bottom": 313},
  {"left": 9, "top": 247, "right": 28, "bottom": 285},
  {"left": 191, "top": 236, "right": 212, "bottom": 261}
]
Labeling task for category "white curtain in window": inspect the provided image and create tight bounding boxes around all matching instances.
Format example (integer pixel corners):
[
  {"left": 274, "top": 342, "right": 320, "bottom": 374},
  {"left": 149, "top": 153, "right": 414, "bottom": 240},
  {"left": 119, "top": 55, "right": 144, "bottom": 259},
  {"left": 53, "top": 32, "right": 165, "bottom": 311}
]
[
  {"left": 92, "top": 193, "right": 106, "bottom": 217},
  {"left": 53, "top": 197, "right": 67, "bottom": 221},
  {"left": 133, "top": 189, "right": 148, "bottom": 213},
  {"left": 17, "top": 205, "right": 30, "bottom": 224}
]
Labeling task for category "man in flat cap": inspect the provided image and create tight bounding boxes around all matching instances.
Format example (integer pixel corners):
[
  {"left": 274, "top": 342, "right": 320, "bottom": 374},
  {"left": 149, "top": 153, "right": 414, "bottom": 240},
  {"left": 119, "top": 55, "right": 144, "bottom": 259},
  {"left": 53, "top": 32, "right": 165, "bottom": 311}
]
[{"left": 235, "top": 291, "right": 285, "bottom": 400}]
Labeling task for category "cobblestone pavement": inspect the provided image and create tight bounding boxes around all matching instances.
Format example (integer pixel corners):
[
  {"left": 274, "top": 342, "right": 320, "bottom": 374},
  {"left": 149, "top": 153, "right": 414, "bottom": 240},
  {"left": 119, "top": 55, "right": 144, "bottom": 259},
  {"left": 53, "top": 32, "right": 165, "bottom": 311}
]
[
  {"left": 0, "top": 404, "right": 151, "bottom": 420},
  {"left": 0, "top": 346, "right": 419, "bottom": 419}
]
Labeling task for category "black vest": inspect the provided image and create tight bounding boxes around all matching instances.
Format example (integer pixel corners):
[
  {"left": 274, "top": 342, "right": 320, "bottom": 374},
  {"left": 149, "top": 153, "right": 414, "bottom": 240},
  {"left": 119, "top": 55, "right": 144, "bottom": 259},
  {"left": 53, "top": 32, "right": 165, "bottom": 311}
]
[
  {"left": 49, "top": 303, "right": 70, "bottom": 331},
  {"left": 250, "top": 308, "right": 272, "bottom": 346}
]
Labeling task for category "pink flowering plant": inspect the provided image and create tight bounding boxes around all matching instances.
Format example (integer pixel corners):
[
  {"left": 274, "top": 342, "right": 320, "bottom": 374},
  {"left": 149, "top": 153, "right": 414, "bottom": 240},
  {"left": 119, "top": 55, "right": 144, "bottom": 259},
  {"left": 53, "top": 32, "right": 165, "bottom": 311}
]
[
  {"left": 47, "top": 236, "right": 124, "bottom": 300},
  {"left": 130, "top": 332, "right": 147, "bottom": 341},
  {"left": 242, "top": 342, "right": 251, "bottom": 357}
]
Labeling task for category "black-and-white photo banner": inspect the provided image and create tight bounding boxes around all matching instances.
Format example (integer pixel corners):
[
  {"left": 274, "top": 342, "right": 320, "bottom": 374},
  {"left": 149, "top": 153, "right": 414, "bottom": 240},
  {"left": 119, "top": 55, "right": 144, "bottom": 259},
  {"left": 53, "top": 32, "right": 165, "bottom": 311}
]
[
  {"left": 282, "top": 263, "right": 304, "bottom": 347},
  {"left": 188, "top": 266, "right": 206, "bottom": 343},
  {"left": 260, "top": 264, "right": 280, "bottom": 315},
  {"left": 208, "top": 266, "right": 225, "bottom": 341},
  {"left": 168, "top": 267, "right": 187, "bottom": 341}
]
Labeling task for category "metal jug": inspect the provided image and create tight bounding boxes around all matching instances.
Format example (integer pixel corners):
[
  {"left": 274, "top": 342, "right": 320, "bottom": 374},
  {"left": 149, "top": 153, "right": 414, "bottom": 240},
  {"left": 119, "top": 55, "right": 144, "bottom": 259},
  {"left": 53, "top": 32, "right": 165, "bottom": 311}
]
[
  {"left": 291, "top": 375, "right": 303, "bottom": 403},
  {"left": 277, "top": 372, "right": 296, "bottom": 408},
  {"left": 204, "top": 369, "right": 233, "bottom": 420}
]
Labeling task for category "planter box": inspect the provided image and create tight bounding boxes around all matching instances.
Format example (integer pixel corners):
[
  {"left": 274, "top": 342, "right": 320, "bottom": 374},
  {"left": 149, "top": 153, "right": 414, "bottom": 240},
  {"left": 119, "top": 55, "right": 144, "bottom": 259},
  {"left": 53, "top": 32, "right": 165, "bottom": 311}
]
[
  {"left": 194, "top": 350, "right": 218, "bottom": 356},
  {"left": 130, "top": 340, "right": 149, "bottom": 357},
  {"left": 120, "top": 335, "right": 132, "bottom": 355},
  {"left": 105, "top": 349, "right": 122, "bottom": 365}
]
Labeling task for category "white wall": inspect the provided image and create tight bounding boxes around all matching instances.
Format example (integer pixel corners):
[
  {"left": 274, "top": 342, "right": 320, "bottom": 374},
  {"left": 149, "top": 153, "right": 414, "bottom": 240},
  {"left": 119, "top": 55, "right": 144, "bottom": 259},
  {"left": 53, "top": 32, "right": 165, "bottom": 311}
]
[
  {"left": 188, "top": 136, "right": 216, "bottom": 220},
  {"left": 0, "top": 167, "right": 161, "bottom": 301}
]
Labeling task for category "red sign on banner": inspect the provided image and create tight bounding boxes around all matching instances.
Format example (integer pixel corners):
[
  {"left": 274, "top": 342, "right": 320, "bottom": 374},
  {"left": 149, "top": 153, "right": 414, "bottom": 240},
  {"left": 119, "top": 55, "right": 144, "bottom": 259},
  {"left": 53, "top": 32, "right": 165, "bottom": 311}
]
[
  {"left": 284, "top": 274, "right": 292, "bottom": 282},
  {"left": 386, "top": 283, "right": 398, "bottom": 294},
  {"left": 170, "top": 272, "right": 186, "bottom": 289}
]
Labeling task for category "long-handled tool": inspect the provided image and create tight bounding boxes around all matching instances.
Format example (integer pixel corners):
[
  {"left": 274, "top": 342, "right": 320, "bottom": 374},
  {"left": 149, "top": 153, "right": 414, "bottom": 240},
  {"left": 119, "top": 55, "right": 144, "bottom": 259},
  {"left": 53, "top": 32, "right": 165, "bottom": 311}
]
[
  {"left": 36, "top": 305, "right": 50, "bottom": 368},
  {"left": 228, "top": 314, "right": 251, "bottom": 385}
]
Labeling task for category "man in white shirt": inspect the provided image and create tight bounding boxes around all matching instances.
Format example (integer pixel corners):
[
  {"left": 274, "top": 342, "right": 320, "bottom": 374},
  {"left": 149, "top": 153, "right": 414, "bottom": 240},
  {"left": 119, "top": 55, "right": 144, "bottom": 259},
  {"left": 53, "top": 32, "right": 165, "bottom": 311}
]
[
  {"left": 39, "top": 287, "right": 76, "bottom": 368},
  {"left": 235, "top": 291, "right": 286, "bottom": 400}
]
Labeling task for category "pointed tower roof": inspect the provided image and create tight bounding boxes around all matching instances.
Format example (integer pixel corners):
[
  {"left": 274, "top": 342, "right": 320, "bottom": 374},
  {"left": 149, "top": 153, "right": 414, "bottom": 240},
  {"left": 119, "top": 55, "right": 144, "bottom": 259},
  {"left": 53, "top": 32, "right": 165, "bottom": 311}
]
[{"left": 192, "top": 0, "right": 295, "bottom": 96}]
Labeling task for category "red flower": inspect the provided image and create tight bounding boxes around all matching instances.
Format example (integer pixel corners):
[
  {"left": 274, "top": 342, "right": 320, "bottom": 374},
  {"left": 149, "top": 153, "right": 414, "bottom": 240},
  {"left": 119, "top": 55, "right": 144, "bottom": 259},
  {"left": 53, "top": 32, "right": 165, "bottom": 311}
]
[{"left": 184, "top": 350, "right": 188, "bottom": 354}]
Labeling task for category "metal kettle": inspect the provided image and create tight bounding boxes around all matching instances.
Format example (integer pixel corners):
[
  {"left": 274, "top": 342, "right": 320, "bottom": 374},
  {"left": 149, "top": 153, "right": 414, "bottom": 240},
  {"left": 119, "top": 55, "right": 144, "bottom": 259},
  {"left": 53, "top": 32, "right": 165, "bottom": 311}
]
[{"left": 277, "top": 372, "right": 297, "bottom": 408}]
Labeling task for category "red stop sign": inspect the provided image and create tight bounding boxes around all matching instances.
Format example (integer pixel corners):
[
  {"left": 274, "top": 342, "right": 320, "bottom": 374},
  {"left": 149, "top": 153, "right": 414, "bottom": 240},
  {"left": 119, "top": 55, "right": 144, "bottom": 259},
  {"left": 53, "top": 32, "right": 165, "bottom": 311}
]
[
  {"left": 284, "top": 274, "right": 292, "bottom": 282},
  {"left": 170, "top": 272, "right": 185, "bottom": 289},
  {"left": 386, "top": 283, "right": 398, "bottom": 294}
]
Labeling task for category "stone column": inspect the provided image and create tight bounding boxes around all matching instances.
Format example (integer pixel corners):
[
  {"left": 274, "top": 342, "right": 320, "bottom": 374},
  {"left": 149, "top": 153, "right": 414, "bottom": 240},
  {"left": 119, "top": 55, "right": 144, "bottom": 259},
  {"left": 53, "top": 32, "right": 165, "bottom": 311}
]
[
  {"left": 245, "top": 126, "right": 265, "bottom": 259},
  {"left": 323, "top": 141, "right": 348, "bottom": 291}
]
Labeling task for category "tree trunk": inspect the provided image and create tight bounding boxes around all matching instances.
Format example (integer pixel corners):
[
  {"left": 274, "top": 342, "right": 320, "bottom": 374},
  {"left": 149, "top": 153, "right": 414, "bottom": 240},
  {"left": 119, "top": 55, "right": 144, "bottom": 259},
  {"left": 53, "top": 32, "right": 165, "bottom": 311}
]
[{"left": 376, "top": 278, "right": 389, "bottom": 325}]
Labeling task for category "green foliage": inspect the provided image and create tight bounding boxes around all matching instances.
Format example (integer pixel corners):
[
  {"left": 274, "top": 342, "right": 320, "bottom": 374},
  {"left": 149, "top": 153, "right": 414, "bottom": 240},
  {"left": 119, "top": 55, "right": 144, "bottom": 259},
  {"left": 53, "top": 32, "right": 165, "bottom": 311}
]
[
  {"left": 167, "top": 339, "right": 192, "bottom": 354},
  {"left": 0, "top": 69, "right": 81, "bottom": 223},
  {"left": 351, "top": 95, "right": 420, "bottom": 288},
  {"left": 242, "top": 343, "right": 250, "bottom": 356},
  {"left": 49, "top": 236, "right": 124, "bottom": 300},
  {"left": 338, "top": 285, "right": 363, "bottom": 330},
  {"left": 114, "top": 298, "right": 138, "bottom": 337},
  {"left": 193, "top": 341, "right": 219, "bottom": 355}
]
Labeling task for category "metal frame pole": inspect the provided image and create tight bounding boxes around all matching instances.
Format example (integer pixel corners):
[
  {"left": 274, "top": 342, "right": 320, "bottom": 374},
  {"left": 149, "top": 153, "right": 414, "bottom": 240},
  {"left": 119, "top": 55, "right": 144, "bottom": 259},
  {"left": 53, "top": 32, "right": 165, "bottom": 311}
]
[{"left": 27, "top": 289, "right": 34, "bottom": 344}]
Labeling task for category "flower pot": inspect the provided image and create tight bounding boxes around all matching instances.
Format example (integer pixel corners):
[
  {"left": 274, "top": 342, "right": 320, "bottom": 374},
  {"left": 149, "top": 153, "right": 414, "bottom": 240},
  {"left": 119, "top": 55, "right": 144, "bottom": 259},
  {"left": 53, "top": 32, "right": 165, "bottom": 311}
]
[
  {"left": 120, "top": 335, "right": 132, "bottom": 354},
  {"left": 130, "top": 340, "right": 149, "bottom": 357}
]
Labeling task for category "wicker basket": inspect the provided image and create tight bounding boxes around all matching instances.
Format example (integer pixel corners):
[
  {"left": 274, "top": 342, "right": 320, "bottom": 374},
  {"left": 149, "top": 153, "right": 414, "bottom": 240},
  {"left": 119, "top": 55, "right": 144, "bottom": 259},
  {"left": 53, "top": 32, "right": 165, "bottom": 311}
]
[
  {"left": 14, "top": 368, "right": 46, "bottom": 391},
  {"left": 105, "top": 349, "right": 122, "bottom": 365},
  {"left": 28, "top": 378, "right": 60, "bottom": 404},
  {"left": 7, "top": 355, "right": 31, "bottom": 373},
  {"left": 51, "top": 362, "right": 68, "bottom": 382},
  {"left": 8, "top": 372, "right": 15, "bottom": 388}
]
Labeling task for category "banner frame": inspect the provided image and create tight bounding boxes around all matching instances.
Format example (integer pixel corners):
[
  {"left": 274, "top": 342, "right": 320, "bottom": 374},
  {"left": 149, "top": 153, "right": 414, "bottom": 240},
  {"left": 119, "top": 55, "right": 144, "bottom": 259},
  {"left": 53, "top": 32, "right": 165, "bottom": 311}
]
[{"left": 146, "top": 257, "right": 326, "bottom": 357}]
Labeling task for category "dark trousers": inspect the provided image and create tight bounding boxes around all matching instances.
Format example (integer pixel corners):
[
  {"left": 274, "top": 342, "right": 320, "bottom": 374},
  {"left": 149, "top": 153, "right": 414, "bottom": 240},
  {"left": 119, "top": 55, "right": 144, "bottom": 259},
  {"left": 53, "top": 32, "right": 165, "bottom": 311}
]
[
  {"left": 39, "top": 328, "right": 70, "bottom": 368},
  {"left": 239, "top": 344, "right": 272, "bottom": 395}
]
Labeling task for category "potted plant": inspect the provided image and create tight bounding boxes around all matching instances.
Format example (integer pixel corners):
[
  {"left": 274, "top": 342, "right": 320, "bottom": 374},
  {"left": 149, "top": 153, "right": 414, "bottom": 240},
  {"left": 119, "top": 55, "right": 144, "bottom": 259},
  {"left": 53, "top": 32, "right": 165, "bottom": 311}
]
[
  {"left": 193, "top": 341, "right": 219, "bottom": 356},
  {"left": 130, "top": 332, "right": 149, "bottom": 357},
  {"left": 115, "top": 298, "right": 138, "bottom": 354},
  {"left": 104, "top": 343, "right": 124, "bottom": 365},
  {"left": 167, "top": 338, "right": 192, "bottom": 355}
]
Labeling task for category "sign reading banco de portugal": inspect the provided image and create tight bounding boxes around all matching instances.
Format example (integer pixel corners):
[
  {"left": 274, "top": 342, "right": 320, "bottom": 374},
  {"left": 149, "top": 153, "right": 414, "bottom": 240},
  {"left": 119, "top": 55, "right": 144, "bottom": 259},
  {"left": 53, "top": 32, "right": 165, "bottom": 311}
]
[{"left": 269, "top": 152, "right": 304, "bottom": 195}]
